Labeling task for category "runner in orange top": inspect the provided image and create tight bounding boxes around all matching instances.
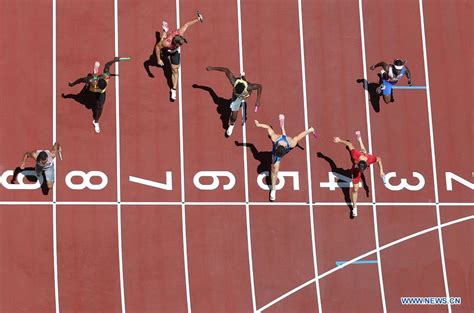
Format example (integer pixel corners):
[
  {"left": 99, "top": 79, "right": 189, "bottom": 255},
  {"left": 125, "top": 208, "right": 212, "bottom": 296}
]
[{"left": 333, "top": 131, "right": 385, "bottom": 217}]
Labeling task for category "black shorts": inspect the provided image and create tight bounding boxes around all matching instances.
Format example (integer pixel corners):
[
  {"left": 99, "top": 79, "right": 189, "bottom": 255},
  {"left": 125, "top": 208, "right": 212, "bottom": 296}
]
[
  {"left": 93, "top": 91, "right": 106, "bottom": 108},
  {"left": 161, "top": 49, "right": 181, "bottom": 65}
]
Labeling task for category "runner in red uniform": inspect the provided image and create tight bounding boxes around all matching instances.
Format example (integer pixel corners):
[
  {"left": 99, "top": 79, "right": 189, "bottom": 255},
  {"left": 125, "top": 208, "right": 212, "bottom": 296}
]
[
  {"left": 333, "top": 131, "right": 385, "bottom": 217},
  {"left": 155, "top": 11, "right": 204, "bottom": 101}
]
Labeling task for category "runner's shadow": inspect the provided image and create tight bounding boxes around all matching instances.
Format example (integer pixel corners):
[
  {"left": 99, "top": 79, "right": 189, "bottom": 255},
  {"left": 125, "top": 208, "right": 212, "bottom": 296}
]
[
  {"left": 235, "top": 141, "right": 272, "bottom": 186},
  {"left": 11, "top": 167, "right": 50, "bottom": 195},
  {"left": 192, "top": 84, "right": 231, "bottom": 130},
  {"left": 356, "top": 78, "right": 381, "bottom": 112},
  {"left": 316, "top": 151, "right": 369, "bottom": 218},
  {"left": 61, "top": 83, "right": 96, "bottom": 120},
  {"left": 143, "top": 32, "right": 173, "bottom": 89}
]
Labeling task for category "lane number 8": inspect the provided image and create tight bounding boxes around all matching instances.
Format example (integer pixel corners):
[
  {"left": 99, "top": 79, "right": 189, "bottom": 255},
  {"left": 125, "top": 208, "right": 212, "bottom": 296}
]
[{"left": 65, "top": 171, "right": 108, "bottom": 190}]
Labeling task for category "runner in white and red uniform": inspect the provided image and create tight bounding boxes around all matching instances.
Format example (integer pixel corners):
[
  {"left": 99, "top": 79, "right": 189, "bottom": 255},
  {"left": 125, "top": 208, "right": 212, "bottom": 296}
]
[
  {"left": 15, "top": 143, "right": 62, "bottom": 193},
  {"left": 155, "top": 11, "right": 204, "bottom": 101},
  {"left": 333, "top": 131, "right": 385, "bottom": 218},
  {"left": 370, "top": 59, "right": 412, "bottom": 104}
]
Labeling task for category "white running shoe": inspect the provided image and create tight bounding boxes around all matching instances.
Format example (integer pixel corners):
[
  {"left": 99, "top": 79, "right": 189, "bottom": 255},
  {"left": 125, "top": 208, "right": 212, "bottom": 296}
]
[
  {"left": 226, "top": 124, "right": 234, "bottom": 136},
  {"left": 269, "top": 189, "right": 276, "bottom": 201},
  {"left": 170, "top": 88, "right": 177, "bottom": 101},
  {"left": 279, "top": 114, "right": 285, "bottom": 128},
  {"left": 93, "top": 120, "right": 101, "bottom": 133},
  {"left": 162, "top": 21, "right": 169, "bottom": 33},
  {"left": 352, "top": 206, "right": 358, "bottom": 217}
]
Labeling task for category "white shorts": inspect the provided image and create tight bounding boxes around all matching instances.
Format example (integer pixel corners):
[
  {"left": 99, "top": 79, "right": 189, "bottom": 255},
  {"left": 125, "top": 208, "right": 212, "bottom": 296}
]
[
  {"left": 230, "top": 96, "right": 245, "bottom": 112},
  {"left": 36, "top": 165, "right": 55, "bottom": 182}
]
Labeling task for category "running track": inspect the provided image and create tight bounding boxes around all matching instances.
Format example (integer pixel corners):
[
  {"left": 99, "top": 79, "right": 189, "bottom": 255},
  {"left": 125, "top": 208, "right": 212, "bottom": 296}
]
[{"left": 0, "top": 0, "right": 472, "bottom": 312}]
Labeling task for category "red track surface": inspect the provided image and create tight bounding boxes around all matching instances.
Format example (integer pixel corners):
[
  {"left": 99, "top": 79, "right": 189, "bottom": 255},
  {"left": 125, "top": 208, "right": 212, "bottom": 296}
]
[{"left": 0, "top": 0, "right": 472, "bottom": 312}]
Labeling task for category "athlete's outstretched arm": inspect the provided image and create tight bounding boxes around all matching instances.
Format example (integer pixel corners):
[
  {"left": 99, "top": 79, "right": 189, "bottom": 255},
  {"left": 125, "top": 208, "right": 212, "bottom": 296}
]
[
  {"left": 103, "top": 57, "right": 120, "bottom": 75},
  {"left": 333, "top": 137, "right": 355, "bottom": 150},
  {"left": 68, "top": 76, "right": 91, "bottom": 87},
  {"left": 370, "top": 61, "right": 389, "bottom": 71},
  {"left": 20, "top": 151, "right": 37, "bottom": 169},
  {"left": 52, "top": 142, "right": 61, "bottom": 158},
  {"left": 248, "top": 82, "right": 262, "bottom": 107},
  {"left": 206, "top": 66, "right": 237, "bottom": 85},
  {"left": 405, "top": 66, "right": 412, "bottom": 85},
  {"left": 178, "top": 17, "right": 201, "bottom": 35},
  {"left": 376, "top": 156, "right": 385, "bottom": 177}
]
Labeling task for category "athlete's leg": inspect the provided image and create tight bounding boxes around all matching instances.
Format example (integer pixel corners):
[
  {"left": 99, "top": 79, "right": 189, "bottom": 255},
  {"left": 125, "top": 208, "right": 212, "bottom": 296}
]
[
  {"left": 229, "top": 111, "right": 238, "bottom": 126},
  {"left": 46, "top": 180, "right": 54, "bottom": 189},
  {"left": 271, "top": 161, "right": 280, "bottom": 190},
  {"left": 351, "top": 184, "right": 360, "bottom": 216},
  {"left": 270, "top": 161, "right": 280, "bottom": 201},
  {"left": 93, "top": 93, "right": 106, "bottom": 122},
  {"left": 171, "top": 64, "right": 179, "bottom": 90}
]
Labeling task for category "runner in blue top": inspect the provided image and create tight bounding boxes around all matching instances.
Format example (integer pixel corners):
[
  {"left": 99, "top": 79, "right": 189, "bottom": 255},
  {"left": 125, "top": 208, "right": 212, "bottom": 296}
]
[
  {"left": 254, "top": 114, "right": 315, "bottom": 201},
  {"left": 370, "top": 59, "right": 412, "bottom": 104}
]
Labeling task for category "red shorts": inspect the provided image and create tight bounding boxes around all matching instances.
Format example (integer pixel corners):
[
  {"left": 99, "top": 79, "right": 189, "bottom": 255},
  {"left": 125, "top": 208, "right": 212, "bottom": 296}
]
[{"left": 351, "top": 166, "right": 363, "bottom": 184}]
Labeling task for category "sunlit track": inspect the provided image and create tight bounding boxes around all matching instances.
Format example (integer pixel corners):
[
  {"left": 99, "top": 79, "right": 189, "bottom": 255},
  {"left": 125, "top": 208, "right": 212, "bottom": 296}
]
[
  {"left": 256, "top": 214, "right": 474, "bottom": 312},
  {"left": 0, "top": 0, "right": 472, "bottom": 312}
]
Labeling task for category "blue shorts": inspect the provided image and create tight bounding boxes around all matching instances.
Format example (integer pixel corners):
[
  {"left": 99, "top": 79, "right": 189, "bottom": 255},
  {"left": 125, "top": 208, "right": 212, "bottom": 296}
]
[{"left": 381, "top": 79, "right": 398, "bottom": 95}]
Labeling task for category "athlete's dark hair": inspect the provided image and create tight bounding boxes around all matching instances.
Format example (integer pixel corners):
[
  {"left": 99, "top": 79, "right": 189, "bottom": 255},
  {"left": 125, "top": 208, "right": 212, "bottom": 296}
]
[
  {"left": 275, "top": 145, "right": 287, "bottom": 158},
  {"left": 234, "top": 82, "right": 246, "bottom": 95},
  {"left": 394, "top": 59, "right": 404, "bottom": 66},
  {"left": 37, "top": 151, "right": 48, "bottom": 162},
  {"left": 172, "top": 35, "right": 187, "bottom": 45},
  {"left": 358, "top": 160, "right": 368, "bottom": 170},
  {"left": 97, "top": 78, "right": 107, "bottom": 90}
]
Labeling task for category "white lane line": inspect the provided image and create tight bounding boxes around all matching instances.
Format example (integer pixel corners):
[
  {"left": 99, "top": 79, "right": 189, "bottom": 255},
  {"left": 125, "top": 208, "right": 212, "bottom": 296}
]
[
  {"left": 1, "top": 201, "right": 474, "bottom": 206},
  {"left": 175, "top": 1, "right": 192, "bottom": 312},
  {"left": 297, "top": 0, "right": 322, "bottom": 311},
  {"left": 52, "top": 0, "right": 60, "bottom": 311},
  {"left": 418, "top": 1, "right": 451, "bottom": 312},
  {"left": 256, "top": 215, "right": 474, "bottom": 312},
  {"left": 113, "top": 0, "right": 126, "bottom": 311},
  {"left": 357, "top": 0, "right": 386, "bottom": 311},
  {"left": 236, "top": 0, "right": 257, "bottom": 311}
]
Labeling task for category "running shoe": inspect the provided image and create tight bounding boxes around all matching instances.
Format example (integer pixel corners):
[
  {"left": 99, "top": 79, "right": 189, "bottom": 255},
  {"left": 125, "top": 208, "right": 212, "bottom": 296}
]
[
  {"left": 93, "top": 61, "right": 100, "bottom": 74},
  {"left": 269, "top": 189, "right": 276, "bottom": 201},
  {"left": 226, "top": 124, "right": 234, "bottom": 136},
  {"left": 170, "top": 88, "right": 177, "bottom": 101},
  {"left": 92, "top": 120, "right": 101, "bottom": 133},
  {"left": 352, "top": 206, "right": 358, "bottom": 217},
  {"left": 197, "top": 11, "right": 204, "bottom": 23},
  {"left": 162, "top": 21, "right": 169, "bottom": 33},
  {"left": 279, "top": 114, "right": 285, "bottom": 128}
]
